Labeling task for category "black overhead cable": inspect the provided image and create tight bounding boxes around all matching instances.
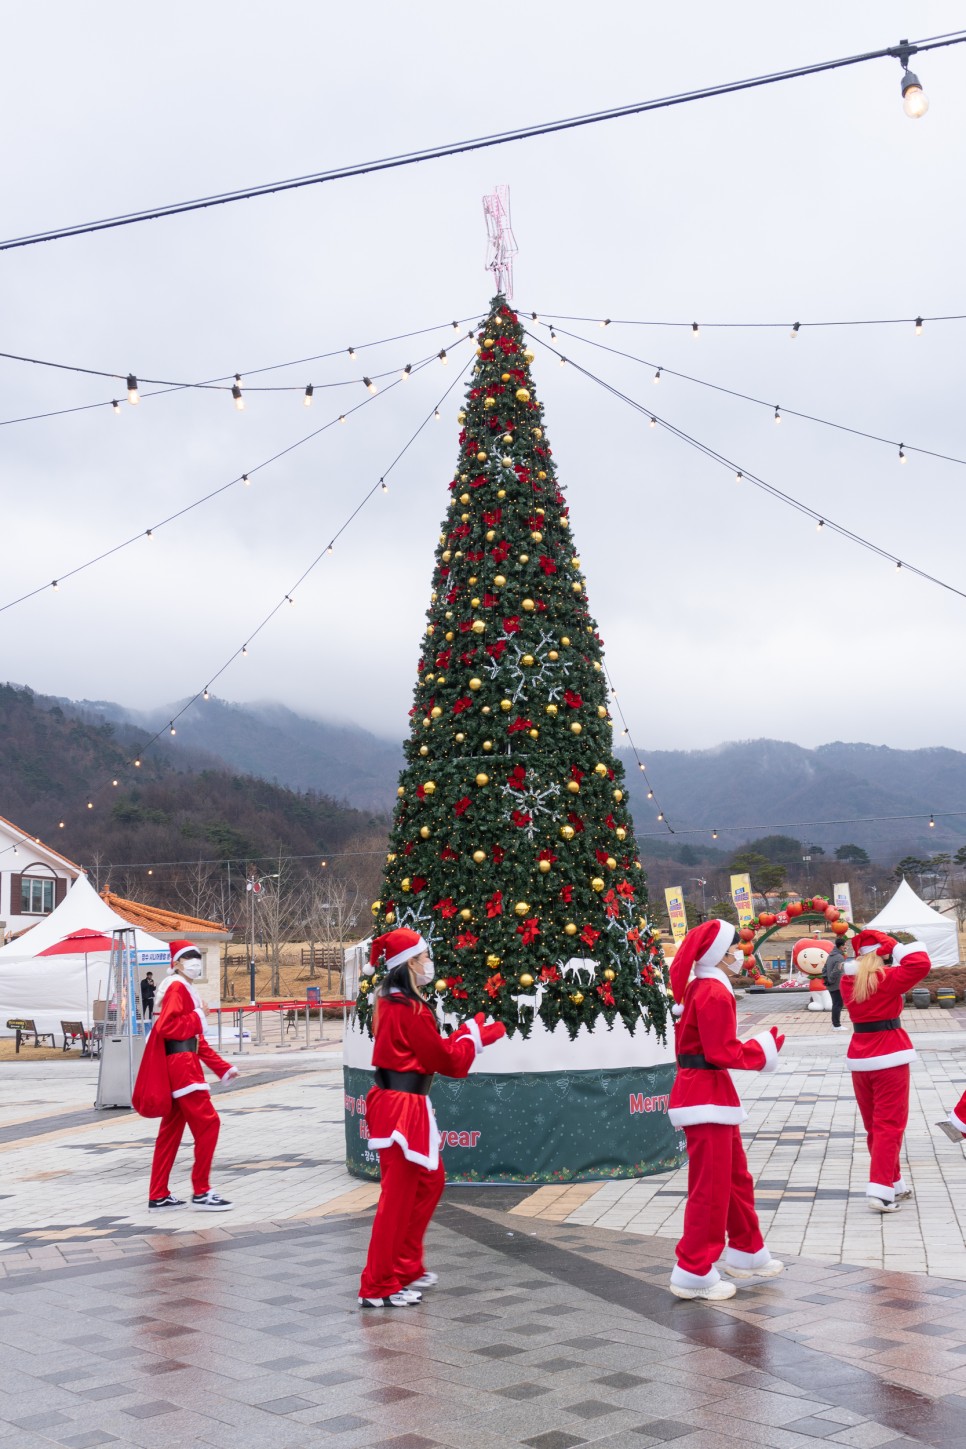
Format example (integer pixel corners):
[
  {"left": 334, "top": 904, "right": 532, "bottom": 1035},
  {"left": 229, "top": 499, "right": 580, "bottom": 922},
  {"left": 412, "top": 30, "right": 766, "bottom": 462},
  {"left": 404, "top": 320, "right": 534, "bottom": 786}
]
[{"left": 1, "top": 31, "right": 963, "bottom": 250}]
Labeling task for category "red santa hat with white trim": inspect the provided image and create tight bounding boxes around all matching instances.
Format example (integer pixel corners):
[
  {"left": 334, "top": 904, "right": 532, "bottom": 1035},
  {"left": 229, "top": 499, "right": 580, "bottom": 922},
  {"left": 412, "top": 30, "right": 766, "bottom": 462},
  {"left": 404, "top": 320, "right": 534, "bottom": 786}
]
[
  {"left": 363, "top": 927, "right": 429, "bottom": 977},
  {"left": 849, "top": 928, "right": 896, "bottom": 959},
  {"left": 169, "top": 939, "right": 201, "bottom": 967},
  {"left": 669, "top": 918, "right": 737, "bottom": 1005}
]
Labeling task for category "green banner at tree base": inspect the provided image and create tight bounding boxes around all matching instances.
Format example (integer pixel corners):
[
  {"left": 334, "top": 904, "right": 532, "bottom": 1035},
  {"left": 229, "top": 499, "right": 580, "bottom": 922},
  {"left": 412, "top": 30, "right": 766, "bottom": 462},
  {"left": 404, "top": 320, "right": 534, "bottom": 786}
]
[{"left": 344, "top": 1063, "right": 684, "bottom": 1184}]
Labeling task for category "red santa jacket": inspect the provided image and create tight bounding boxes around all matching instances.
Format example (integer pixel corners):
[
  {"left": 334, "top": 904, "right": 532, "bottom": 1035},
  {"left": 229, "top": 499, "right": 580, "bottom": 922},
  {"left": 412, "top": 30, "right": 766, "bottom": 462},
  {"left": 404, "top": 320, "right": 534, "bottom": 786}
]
[
  {"left": 840, "top": 941, "right": 930, "bottom": 1071},
  {"left": 366, "top": 992, "right": 480, "bottom": 1169},
  {"left": 668, "top": 964, "right": 779, "bottom": 1128},
  {"left": 133, "top": 975, "right": 234, "bottom": 1118}
]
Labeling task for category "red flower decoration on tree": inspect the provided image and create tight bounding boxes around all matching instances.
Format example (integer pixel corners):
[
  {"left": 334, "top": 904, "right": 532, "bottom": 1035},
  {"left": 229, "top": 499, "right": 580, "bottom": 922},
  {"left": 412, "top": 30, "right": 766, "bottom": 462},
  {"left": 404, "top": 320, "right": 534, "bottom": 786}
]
[
  {"left": 595, "top": 849, "right": 611, "bottom": 866},
  {"left": 434, "top": 897, "right": 458, "bottom": 918},
  {"left": 567, "top": 812, "right": 584, "bottom": 833},
  {"left": 580, "top": 924, "right": 601, "bottom": 948},
  {"left": 511, "top": 809, "right": 532, "bottom": 829},
  {"left": 539, "top": 556, "right": 557, "bottom": 576},
  {"left": 508, "top": 765, "right": 527, "bottom": 791},
  {"left": 617, "top": 881, "right": 635, "bottom": 899},
  {"left": 485, "top": 640, "right": 507, "bottom": 660},
  {"left": 538, "top": 847, "right": 558, "bottom": 864},
  {"left": 454, "top": 931, "right": 479, "bottom": 950},
  {"left": 564, "top": 689, "right": 583, "bottom": 710},
  {"left": 508, "top": 718, "right": 533, "bottom": 734},
  {"left": 597, "top": 981, "right": 616, "bottom": 1007},
  {"left": 560, "top": 885, "right": 574, "bottom": 904},
  {"left": 502, "top": 615, "right": 521, "bottom": 634},
  {"left": 484, "top": 972, "right": 506, "bottom": 998},
  {"left": 539, "top": 965, "right": 561, "bottom": 983},
  {"left": 626, "top": 927, "right": 644, "bottom": 955},
  {"left": 491, "top": 844, "right": 505, "bottom": 865},
  {"left": 517, "top": 916, "right": 540, "bottom": 945},
  {"left": 453, "top": 697, "right": 473, "bottom": 714},
  {"left": 411, "top": 876, "right": 427, "bottom": 893},
  {"left": 454, "top": 797, "right": 471, "bottom": 817},
  {"left": 482, "top": 507, "right": 502, "bottom": 527},
  {"left": 440, "top": 846, "right": 459, "bottom": 862},
  {"left": 486, "top": 890, "right": 504, "bottom": 918},
  {"left": 570, "top": 765, "right": 585, "bottom": 782}
]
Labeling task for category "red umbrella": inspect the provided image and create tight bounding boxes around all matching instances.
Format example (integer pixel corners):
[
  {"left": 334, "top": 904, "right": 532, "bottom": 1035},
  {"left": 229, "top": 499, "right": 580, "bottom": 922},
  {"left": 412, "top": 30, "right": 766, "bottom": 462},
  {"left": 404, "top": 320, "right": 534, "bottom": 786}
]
[{"left": 38, "top": 928, "right": 114, "bottom": 956}]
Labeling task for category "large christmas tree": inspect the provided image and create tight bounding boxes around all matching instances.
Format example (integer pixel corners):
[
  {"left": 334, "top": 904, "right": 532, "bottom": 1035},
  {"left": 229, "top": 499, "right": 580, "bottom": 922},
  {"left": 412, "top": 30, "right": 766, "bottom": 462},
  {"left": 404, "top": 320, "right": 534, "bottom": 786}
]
[{"left": 358, "top": 296, "right": 667, "bottom": 1043}]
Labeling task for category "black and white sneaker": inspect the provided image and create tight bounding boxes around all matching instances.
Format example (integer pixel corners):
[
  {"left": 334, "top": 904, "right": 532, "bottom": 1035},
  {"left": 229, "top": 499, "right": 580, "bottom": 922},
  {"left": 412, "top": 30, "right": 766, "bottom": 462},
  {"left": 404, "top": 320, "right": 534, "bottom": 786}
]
[
  {"left": 405, "top": 1271, "right": 438, "bottom": 1289},
  {"left": 358, "top": 1291, "right": 422, "bottom": 1308},
  {"left": 191, "top": 1191, "right": 233, "bottom": 1212},
  {"left": 148, "top": 1194, "right": 186, "bottom": 1210}
]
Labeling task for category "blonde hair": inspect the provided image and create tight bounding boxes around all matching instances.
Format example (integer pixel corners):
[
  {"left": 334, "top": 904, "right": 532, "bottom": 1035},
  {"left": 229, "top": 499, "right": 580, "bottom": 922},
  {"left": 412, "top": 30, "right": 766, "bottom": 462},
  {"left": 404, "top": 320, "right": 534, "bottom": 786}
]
[{"left": 851, "top": 951, "right": 887, "bottom": 1004}]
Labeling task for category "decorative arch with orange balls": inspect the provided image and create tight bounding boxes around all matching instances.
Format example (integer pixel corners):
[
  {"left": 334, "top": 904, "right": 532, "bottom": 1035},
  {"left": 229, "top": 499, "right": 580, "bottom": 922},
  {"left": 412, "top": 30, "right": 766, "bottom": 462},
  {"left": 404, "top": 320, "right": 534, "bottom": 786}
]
[{"left": 737, "top": 896, "right": 854, "bottom": 985}]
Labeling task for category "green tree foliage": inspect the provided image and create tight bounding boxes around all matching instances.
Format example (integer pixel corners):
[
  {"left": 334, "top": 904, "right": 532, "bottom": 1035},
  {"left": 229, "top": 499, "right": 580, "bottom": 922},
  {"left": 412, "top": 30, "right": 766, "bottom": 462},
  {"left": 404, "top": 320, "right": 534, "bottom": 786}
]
[
  {"left": 710, "top": 897, "right": 738, "bottom": 926},
  {"left": 743, "top": 834, "right": 804, "bottom": 865},
  {"left": 729, "top": 851, "right": 788, "bottom": 896},
  {"left": 835, "top": 843, "right": 870, "bottom": 864},
  {"left": 895, "top": 855, "right": 928, "bottom": 880},
  {"left": 361, "top": 297, "right": 666, "bottom": 1041}
]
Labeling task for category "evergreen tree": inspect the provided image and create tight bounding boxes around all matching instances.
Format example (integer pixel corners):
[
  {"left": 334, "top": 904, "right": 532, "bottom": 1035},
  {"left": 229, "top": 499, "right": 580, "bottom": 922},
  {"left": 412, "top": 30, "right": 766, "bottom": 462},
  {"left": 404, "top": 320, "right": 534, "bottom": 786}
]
[{"left": 358, "top": 297, "right": 667, "bottom": 1040}]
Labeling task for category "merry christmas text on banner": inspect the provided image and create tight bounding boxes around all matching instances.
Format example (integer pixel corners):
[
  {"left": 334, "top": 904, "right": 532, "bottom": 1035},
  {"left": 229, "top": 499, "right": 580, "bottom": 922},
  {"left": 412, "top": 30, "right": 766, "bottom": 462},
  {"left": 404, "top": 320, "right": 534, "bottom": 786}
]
[
  {"left": 730, "top": 873, "right": 756, "bottom": 928},
  {"left": 833, "top": 882, "right": 854, "bottom": 920},
  {"left": 664, "top": 887, "right": 688, "bottom": 946}
]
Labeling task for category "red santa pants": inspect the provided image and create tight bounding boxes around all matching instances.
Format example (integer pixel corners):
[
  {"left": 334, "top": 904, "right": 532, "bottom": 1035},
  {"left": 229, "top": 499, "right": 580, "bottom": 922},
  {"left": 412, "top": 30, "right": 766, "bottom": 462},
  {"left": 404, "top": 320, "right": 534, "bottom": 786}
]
[
  {"left": 359, "top": 1145, "right": 446, "bottom": 1299},
  {"left": 851, "top": 1064, "right": 909, "bottom": 1195},
  {"left": 149, "top": 1090, "right": 221, "bottom": 1199},
  {"left": 949, "top": 1089, "right": 966, "bottom": 1134},
  {"left": 676, "top": 1123, "right": 764, "bottom": 1278}
]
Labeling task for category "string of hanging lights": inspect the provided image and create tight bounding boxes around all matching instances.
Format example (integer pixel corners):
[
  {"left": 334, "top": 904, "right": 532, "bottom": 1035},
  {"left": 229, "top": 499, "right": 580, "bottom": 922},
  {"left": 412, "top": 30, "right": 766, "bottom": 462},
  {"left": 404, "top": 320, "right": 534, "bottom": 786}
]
[
  {"left": 0, "top": 358, "right": 476, "bottom": 865},
  {"left": 0, "top": 337, "right": 475, "bottom": 617},
  {"left": 524, "top": 329, "right": 966, "bottom": 604},
  {"left": 0, "top": 315, "right": 477, "bottom": 428},
  {"left": 526, "top": 319, "right": 966, "bottom": 470},
  {"left": 528, "top": 309, "right": 964, "bottom": 335},
  {"left": 0, "top": 32, "right": 959, "bottom": 252}
]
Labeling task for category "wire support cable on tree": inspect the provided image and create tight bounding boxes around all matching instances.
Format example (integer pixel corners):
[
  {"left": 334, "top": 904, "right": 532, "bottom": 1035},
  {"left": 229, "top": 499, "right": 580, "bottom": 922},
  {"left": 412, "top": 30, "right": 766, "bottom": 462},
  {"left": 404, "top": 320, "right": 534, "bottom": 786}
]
[
  {"left": 530, "top": 318, "right": 966, "bottom": 470},
  {"left": 524, "top": 330, "right": 966, "bottom": 604},
  {"left": 0, "top": 358, "right": 475, "bottom": 867},
  {"left": 2, "top": 32, "right": 964, "bottom": 251},
  {"left": 0, "top": 313, "right": 480, "bottom": 428},
  {"left": 0, "top": 337, "right": 474, "bottom": 616}
]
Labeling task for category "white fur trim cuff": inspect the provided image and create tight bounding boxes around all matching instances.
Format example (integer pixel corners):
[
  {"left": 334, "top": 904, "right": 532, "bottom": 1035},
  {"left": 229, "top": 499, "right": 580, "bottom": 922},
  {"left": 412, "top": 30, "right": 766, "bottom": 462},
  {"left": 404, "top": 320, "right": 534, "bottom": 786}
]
[
  {"left": 670, "top": 1264, "right": 721, "bottom": 1289},
  {"left": 843, "top": 962, "right": 857, "bottom": 975},
  {"left": 949, "top": 1109, "right": 966, "bottom": 1135},
  {"left": 171, "top": 1082, "right": 211, "bottom": 1098},
  {"left": 464, "top": 1018, "right": 483, "bottom": 1054},
  {"left": 847, "top": 1048, "right": 915, "bottom": 1071},
  {"left": 891, "top": 941, "right": 927, "bottom": 963},
  {"left": 751, "top": 1030, "right": 779, "bottom": 1074},
  {"left": 868, "top": 1181, "right": 895, "bottom": 1202},
  {"left": 723, "top": 1246, "right": 772, "bottom": 1270},
  {"left": 697, "top": 919, "right": 736, "bottom": 969},
  {"left": 668, "top": 1103, "right": 748, "bottom": 1127}
]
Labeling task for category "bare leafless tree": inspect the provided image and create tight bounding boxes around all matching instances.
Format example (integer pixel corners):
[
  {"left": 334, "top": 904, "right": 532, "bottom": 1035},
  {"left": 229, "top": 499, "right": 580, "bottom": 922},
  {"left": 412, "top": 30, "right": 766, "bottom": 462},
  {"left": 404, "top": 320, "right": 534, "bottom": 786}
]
[
  {"left": 172, "top": 859, "right": 222, "bottom": 924},
  {"left": 255, "top": 854, "right": 311, "bottom": 996},
  {"left": 305, "top": 876, "right": 365, "bottom": 990}
]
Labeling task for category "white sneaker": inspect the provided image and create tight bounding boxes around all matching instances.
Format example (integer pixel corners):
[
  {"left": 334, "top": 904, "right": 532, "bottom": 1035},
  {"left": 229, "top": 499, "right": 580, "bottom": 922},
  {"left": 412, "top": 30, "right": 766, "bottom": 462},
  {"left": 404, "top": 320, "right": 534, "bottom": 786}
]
[
  {"left": 191, "top": 1191, "right": 233, "bottom": 1212},
  {"left": 831, "top": 1025, "right": 847, "bottom": 1032},
  {"left": 405, "top": 1271, "right": 438, "bottom": 1289},
  {"left": 669, "top": 1278, "right": 736, "bottom": 1301},
  {"left": 724, "top": 1257, "right": 784, "bottom": 1280},
  {"left": 867, "top": 1196, "right": 900, "bottom": 1213},
  {"left": 358, "top": 1292, "right": 421, "bottom": 1308}
]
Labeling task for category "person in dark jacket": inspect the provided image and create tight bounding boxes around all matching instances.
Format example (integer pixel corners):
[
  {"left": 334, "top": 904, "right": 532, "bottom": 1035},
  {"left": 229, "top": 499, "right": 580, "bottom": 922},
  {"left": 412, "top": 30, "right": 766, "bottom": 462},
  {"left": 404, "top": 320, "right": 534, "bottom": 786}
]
[
  {"left": 140, "top": 971, "right": 156, "bottom": 1021},
  {"left": 822, "top": 940, "right": 848, "bottom": 1030}
]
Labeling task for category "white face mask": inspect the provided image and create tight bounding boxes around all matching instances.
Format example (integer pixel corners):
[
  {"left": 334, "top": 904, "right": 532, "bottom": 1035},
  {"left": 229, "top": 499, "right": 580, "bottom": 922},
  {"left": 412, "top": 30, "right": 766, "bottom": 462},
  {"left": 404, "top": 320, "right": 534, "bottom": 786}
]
[
  {"left": 414, "top": 960, "right": 434, "bottom": 986},
  {"left": 725, "top": 947, "right": 744, "bottom": 974},
  {"left": 180, "top": 959, "right": 203, "bottom": 979}
]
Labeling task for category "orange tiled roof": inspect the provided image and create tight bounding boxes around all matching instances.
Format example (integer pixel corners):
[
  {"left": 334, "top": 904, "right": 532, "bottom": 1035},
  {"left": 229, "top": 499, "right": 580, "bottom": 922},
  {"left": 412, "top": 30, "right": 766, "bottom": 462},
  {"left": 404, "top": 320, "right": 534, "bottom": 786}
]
[{"left": 100, "top": 889, "right": 228, "bottom": 936}]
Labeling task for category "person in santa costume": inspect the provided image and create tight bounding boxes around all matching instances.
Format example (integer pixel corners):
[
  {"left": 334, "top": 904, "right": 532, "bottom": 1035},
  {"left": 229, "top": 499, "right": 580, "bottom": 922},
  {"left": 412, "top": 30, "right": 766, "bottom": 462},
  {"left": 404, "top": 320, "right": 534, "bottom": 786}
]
[
  {"left": 132, "top": 940, "right": 238, "bottom": 1211},
  {"left": 667, "top": 918, "right": 785, "bottom": 1301},
  {"left": 840, "top": 929, "right": 930, "bottom": 1210},
  {"left": 358, "top": 927, "right": 506, "bottom": 1308}
]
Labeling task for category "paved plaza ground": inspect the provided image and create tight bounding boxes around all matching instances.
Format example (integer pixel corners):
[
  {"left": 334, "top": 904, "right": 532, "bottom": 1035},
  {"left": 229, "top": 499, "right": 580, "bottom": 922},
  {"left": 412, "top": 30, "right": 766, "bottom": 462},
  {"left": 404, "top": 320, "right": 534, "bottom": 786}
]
[{"left": 1, "top": 996, "right": 966, "bottom": 1447}]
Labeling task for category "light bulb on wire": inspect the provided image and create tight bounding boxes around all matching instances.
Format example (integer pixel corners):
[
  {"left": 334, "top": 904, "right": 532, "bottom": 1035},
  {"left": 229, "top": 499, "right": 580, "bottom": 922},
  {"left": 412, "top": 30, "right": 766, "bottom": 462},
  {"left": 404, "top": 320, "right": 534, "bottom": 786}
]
[
  {"left": 303, "top": 384, "right": 314, "bottom": 407},
  {"left": 438, "top": 350, "right": 448, "bottom": 364},
  {"left": 653, "top": 368, "right": 661, "bottom": 384},
  {"left": 816, "top": 519, "right": 825, "bottom": 532},
  {"left": 774, "top": 405, "right": 782, "bottom": 424},
  {"left": 691, "top": 322, "right": 699, "bottom": 339},
  {"left": 363, "top": 376, "right": 377, "bottom": 394},
  {"left": 348, "top": 347, "right": 357, "bottom": 360},
  {"left": 112, "top": 399, "right": 121, "bottom": 416},
  {"left": 126, "top": 374, "right": 139, "bottom": 405},
  {"left": 901, "top": 67, "right": 929, "bottom": 118},
  {"left": 232, "top": 375, "right": 245, "bottom": 411},
  {"left": 790, "top": 322, "right": 801, "bottom": 339},
  {"left": 915, "top": 316, "right": 924, "bottom": 336},
  {"left": 898, "top": 444, "right": 906, "bottom": 463},
  {"left": 929, "top": 813, "right": 936, "bottom": 828},
  {"left": 402, "top": 364, "right": 412, "bottom": 381}
]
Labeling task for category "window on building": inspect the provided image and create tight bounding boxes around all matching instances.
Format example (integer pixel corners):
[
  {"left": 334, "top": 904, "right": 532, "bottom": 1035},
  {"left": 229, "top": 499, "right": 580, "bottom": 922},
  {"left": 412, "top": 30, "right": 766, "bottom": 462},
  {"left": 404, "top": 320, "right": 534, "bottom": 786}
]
[{"left": 21, "top": 877, "right": 55, "bottom": 914}]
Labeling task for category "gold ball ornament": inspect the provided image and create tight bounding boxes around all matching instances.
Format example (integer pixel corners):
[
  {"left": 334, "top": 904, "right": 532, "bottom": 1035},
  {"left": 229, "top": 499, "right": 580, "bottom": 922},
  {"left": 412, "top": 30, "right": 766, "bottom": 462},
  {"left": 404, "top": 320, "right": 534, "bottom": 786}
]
[
  {"left": 606, "top": 856, "right": 617, "bottom": 870},
  {"left": 460, "top": 492, "right": 470, "bottom": 504},
  {"left": 515, "top": 387, "right": 531, "bottom": 402},
  {"left": 522, "top": 598, "right": 535, "bottom": 612},
  {"left": 567, "top": 780, "right": 581, "bottom": 794},
  {"left": 519, "top": 553, "right": 529, "bottom": 564},
  {"left": 571, "top": 991, "right": 584, "bottom": 1005},
  {"left": 532, "top": 426, "right": 543, "bottom": 439},
  {"left": 473, "top": 850, "right": 486, "bottom": 863},
  {"left": 470, "top": 598, "right": 480, "bottom": 609},
  {"left": 529, "top": 728, "right": 539, "bottom": 739},
  {"left": 538, "top": 859, "right": 551, "bottom": 873},
  {"left": 457, "top": 411, "right": 466, "bottom": 423},
  {"left": 531, "top": 531, "right": 543, "bottom": 543},
  {"left": 422, "top": 718, "right": 431, "bottom": 728},
  {"left": 371, "top": 901, "right": 382, "bottom": 915},
  {"left": 482, "top": 705, "right": 492, "bottom": 715},
  {"left": 420, "top": 826, "right": 431, "bottom": 839},
  {"left": 401, "top": 877, "right": 411, "bottom": 892},
  {"left": 548, "top": 650, "right": 559, "bottom": 661},
  {"left": 386, "top": 852, "right": 396, "bottom": 862},
  {"left": 487, "top": 531, "right": 497, "bottom": 543},
  {"left": 503, "top": 432, "right": 513, "bottom": 442},
  {"left": 445, "top": 630, "right": 454, "bottom": 641},
  {"left": 471, "top": 620, "right": 486, "bottom": 635},
  {"left": 431, "top": 706, "right": 443, "bottom": 719},
  {"left": 560, "top": 825, "right": 575, "bottom": 841},
  {"left": 594, "top": 763, "right": 608, "bottom": 776},
  {"left": 537, "top": 470, "right": 547, "bottom": 481},
  {"left": 435, "top": 978, "right": 447, "bottom": 992},
  {"left": 561, "top": 636, "right": 571, "bottom": 646},
  {"left": 570, "top": 722, "right": 582, "bottom": 735},
  {"left": 613, "top": 789, "right": 624, "bottom": 802},
  {"left": 597, "top": 705, "right": 607, "bottom": 716},
  {"left": 494, "top": 574, "right": 506, "bottom": 587},
  {"left": 500, "top": 699, "right": 512, "bottom": 712},
  {"left": 591, "top": 877, "right": 605, "bottom": 892},
  {"left": 497, "top": 488, "right": 506, "bottom": 499},
  {"left": 572, "top": 582, "right": 583, "bottom": 594},
  {"left": 616, "top": 827, "right": 627, "bottom": 841},
  {"left": 483, "top": 337, "right": 495, "bottom": 348},
  {"left": 483, "top": 397, "right": 496, "bottom": 409},
  {"left": 519, "top": 973, "right": 534, "bottom": 989},
  {"left": 459, "top": 908, "right": 472, "bottom": 921},
  {"left": 455, "top": 732, "right": 465, "bottom": 743},
  {"left": 523, "top": 349, "right": 534, "bottom": 362},
  {"left": 385, "top": 911, "right": 395, "bottom": 923},
  {"left": 486, "top": 953, "right": 502, "bottom": 969},
  {"left": 603, "top": 968, "right": 616, "bottom": 981},
  {"left": 423, "top": 781, "right": 436, "bottom": 794},
  {"left": 564, "top": 922, "right": 577, "bottom": 935},
  {"left": 483, "top": 739, "right": 493, "bottom": 751},
  {"left": 475, "top": 773, "right": 489, "bottom": 787},
  {"left": 535, "top": 506, "right": 545, "bottom": 516},
  {"left": 477, "top": 451, "right": 487, "bottom": 462},
  {"left": 397, "top": 786, "right": 406, "bottom": 797},
  {"left": 419, "top": 744, "right": 429, "bottom": 756},
  {"left": 469, "top": 677, "right": 482, "bottom": 691},
  {"left": 546, "top": 703, "right": 558, "bottom": 716},
  {"left": 502, "top": 455, "right": 513, "bottom": 466},
  {"left": 522, "top": 654, "right": 535, "bottom": 667},
  {"left": 514, "top": 901, "right": 530, "bottom": 917},
  {"left": 501, "top": 372, "right": 511, "bottom": 382}
]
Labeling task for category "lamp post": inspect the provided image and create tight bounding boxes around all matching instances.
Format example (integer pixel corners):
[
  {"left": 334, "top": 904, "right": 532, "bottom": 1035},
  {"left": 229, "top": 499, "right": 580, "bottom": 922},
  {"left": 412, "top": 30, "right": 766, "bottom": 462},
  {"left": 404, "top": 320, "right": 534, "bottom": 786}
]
[
  {"left": 802, "top": 854, "right": 812, "bottom": 884},
  {"left": 246, "top": 873, "right": 279, "bottom": 1005},
  {"left": 690, "top": 878, "right": 708, "bottom": 916}
]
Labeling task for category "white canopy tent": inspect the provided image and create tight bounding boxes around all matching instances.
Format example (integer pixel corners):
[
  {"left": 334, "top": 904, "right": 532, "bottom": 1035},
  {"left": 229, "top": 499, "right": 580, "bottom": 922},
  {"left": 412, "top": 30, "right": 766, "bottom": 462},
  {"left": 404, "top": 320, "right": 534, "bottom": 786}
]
[
  {"left": 866, "top": 879, "right": 960, "bottom": 967},
  {"left": 0, "top": 874, "right": 168, "bottom": 1038}
]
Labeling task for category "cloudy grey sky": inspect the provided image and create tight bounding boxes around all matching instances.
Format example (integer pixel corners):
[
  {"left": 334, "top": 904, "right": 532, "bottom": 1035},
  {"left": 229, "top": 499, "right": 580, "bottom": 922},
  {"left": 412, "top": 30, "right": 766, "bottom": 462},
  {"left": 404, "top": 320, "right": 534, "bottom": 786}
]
[{"left": 3, "top": 3, "right": 965, "bottom": 757}]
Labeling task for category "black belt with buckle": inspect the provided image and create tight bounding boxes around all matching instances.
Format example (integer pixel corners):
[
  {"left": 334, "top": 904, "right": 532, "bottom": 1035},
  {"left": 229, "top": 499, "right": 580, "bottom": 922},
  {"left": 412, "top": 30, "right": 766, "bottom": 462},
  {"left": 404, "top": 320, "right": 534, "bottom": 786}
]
[
  {"left": 373, "top": 1067, "right": 434, "bottom": 1094},
  {"left": 164, "top": 1037, "right": 198, "bottom": 1054},
  {"left": 852, "top": 1018, "right": 902, "bottom": 1034},
  {"left": 676, "top": 1053, "right": 719, "bottom": 1070}
]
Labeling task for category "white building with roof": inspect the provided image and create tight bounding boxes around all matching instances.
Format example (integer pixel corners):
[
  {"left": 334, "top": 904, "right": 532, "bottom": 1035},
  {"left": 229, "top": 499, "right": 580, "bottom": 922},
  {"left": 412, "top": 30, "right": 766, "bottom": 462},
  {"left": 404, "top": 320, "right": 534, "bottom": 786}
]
[{"left": 0, "top": 813, "right": 83, "bottom": 940}]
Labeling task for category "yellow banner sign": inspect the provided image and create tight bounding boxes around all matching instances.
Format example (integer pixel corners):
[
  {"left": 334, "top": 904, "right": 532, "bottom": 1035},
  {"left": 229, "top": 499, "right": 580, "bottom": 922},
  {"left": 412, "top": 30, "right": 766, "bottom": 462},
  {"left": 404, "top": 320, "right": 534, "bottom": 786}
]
[
  {"left": 730, "top": 872, "right": 756, "bottom": 928},
  {"left": 664, "top": 886, "right": 688, "bottom": 946}
]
